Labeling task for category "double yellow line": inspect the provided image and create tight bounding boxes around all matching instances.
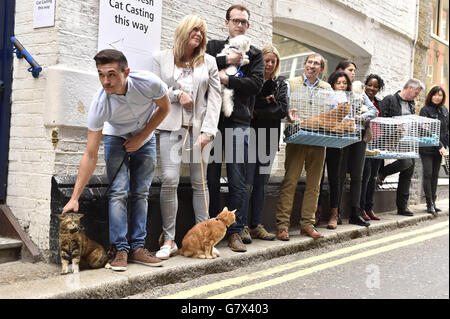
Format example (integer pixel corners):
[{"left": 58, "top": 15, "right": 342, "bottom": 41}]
[{"left": 160, "top": 221, "right": 449, "bottom": 299}]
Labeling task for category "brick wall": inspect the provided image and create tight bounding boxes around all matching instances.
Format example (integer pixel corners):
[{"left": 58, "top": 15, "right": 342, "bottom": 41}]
[
  {"left": 7, "top": 0, "right": 272, "bottom": 252},
  {"left": 8, "top": 0, "right": 424, "bottom": 252}
]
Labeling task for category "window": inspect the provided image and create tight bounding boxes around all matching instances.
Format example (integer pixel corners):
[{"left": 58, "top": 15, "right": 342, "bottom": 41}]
[
  {"left": 427, "top": 0, "right": 449, "bottom": 107},
  {"left": 272, "top": 33, "right": 343, "bottom": 81},
  {"left": 431, "top": 0, "right": 449, "bottom": 41},
  {"left": 279, "top": 53, "right": 313, "bottom": 79}
]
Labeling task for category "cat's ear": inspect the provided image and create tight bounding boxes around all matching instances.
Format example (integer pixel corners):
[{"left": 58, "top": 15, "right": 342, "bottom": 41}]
[
  {"left": 76, "top": 213, "right": 84, "bottom": 219},
  {"left": 230, "top": 209, "right": 237, "bottom": 214},
  {"left": 222, "top": 206, "right": 228, "bottom": 211},
  {"left": 58, "top": 214, "right": 65, "bottom": 220}
]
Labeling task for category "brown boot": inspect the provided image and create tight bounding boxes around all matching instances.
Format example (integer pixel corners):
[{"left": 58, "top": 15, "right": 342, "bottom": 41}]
[
  {"left": 361, "top": 210, "right": 370, "bottom": 221},
  {"left": 276, "top": 228, "right": 290, "bottom": 241},
  {"left": 228, "top": 233, "right": 247, "bottom": 252},
  {"left": 327, "top": 208, "right": 338, "bottom": 229}
]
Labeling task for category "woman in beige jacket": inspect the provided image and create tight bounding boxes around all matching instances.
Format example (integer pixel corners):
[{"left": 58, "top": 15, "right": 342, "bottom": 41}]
[{"left": 153, "top": 14, "right": 221, "bottom": 259}]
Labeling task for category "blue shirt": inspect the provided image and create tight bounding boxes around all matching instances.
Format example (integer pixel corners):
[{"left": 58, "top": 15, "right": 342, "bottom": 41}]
[{"left": 88, "top": 71, "right": 168, "bottom": 143}]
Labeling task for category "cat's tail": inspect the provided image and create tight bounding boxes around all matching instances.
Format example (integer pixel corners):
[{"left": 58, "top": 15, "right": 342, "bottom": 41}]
[{"left": 176, "top": 247, "right": 194, "bottom": 257}]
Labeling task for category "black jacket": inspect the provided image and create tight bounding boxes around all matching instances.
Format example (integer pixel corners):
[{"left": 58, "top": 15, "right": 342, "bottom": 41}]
[
  {"left": 419, "top": 104, "right": 449, "bottom": 156},
  {"left": 206, "top": 39, "right": 264, "bottom": 126},
  {"left": 253, "top": 76, "right": 289, "bottom": 120},
  {"left": 380, "top": 91, "right": 415, "bottom": 117}
]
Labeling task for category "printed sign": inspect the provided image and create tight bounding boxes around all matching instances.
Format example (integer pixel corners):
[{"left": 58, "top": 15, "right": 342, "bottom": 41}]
[
  {"left": 33, "top": 0, "right": 56, "bottom": 28},
  {"left": 98, "top": 0, "right": 162, "bottom": 71}
]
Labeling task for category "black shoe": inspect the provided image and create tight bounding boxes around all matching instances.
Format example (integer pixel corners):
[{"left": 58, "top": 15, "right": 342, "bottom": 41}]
[
  {"left": 426, "top": 199, "right": 436, "bottom": 215},
  {"left": 397, "top": 208, "right": 414, "bottom": 216},
  {"left": 433, "top": 202, "right": 442, "bottom": 212},
  {"left": 337, "top": 209, "right": 342, "bottom": 225},
  {"left": 349, "top": 207, "right": 370, "bottom": 227}
]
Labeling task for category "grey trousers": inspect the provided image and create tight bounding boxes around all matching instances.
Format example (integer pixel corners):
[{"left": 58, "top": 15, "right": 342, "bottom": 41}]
[{"left": 159, "top": 129, "right": 210, "bottom": 241}]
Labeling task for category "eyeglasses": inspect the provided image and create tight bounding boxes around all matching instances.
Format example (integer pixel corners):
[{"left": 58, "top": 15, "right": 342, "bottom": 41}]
[
  {"left": 306, "top": 60, "right": 321, "bottom": 66},
  {"left": 229, "top": 18, "right": 249, "bottom": 26}
]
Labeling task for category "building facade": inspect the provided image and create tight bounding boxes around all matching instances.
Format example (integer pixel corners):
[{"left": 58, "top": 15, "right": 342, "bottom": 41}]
[{"left": 0, "top": 0, "right": 439, "bottom": 254}]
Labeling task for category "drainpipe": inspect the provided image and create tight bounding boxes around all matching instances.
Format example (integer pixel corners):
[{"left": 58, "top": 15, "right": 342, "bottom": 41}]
[{"left": 411, "top": 0, "right": 420, "bottom": 78}]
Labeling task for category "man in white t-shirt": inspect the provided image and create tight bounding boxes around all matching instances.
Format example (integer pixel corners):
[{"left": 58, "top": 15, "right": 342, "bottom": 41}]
[{"left": 62, "top": 49, "right": 170, "bottom": 271}]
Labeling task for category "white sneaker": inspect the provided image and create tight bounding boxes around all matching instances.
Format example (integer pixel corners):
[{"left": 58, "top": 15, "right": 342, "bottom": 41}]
[
  {"left": 155, "top": 243, "right": 178, "bottom": 260},
  {"left": 213, "top": 247, "right": 220, "bottom": 257}
]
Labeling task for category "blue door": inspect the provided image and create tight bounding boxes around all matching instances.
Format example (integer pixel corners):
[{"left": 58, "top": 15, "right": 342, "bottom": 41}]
[{"left": 0, "top": 0, "right": 15, "bottom": 202}]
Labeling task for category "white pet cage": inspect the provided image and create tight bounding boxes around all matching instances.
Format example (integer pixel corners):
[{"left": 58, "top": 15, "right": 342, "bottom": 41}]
[
  {"left": 393, "top": 114, "right": 440, "bottom": 147},
  {"left": 366, "top": 117, "right": 419, "bottom": 159},
  {"left": 283, "top": 87, "right": 362, "bottom": 148}
]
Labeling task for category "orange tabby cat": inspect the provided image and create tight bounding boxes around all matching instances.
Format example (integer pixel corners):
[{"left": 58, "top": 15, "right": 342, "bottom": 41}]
[{"left": 179, "top": 207, "right": 236, "bottom": 259}]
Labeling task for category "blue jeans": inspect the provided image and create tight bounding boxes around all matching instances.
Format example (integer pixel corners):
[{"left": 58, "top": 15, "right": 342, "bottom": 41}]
[
  {"left": 243, "top": 126, "right": 279, "bottom": 229},
  {"left": 207, "top": 123, "right": 249, "bottom": 234},
  {"left": 103, "top": 135, "right": 157, "bottom": 252}
]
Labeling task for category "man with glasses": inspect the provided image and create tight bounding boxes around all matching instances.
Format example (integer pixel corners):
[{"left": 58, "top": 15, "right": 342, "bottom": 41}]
[
  {"left": 206, "top": 4, "right": 264, "bottom": 253},
  {"left": 275, "top": 53, "right": 332, "bottom": 241}
]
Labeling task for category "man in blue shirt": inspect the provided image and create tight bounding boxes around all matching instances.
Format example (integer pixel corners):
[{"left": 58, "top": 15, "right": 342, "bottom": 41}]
[{"left": 62, "top": 49, "right": 170, "bottom": 271}]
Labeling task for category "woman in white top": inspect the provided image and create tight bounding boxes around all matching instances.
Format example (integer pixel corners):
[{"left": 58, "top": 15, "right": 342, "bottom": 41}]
[{"left": 153, "top": 14, "right": 221, "bottom": 259}]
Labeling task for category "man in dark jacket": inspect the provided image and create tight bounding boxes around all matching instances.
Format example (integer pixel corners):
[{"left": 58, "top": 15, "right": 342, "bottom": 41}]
[
  {"left": 378, "top": 78, "right": 424, "bottom": 216},
  {"left": 206, "top": 4, "right": 264, "bottom": 253}
]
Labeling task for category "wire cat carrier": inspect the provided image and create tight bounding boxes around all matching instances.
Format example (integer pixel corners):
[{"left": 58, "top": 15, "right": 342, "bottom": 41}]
[
  {"left": 283, "top": 87, "right": 362, "bottom": 148},
  {"left": 366, "top": 117, "right": 419, "bottom": 159},
  {"left": 393, "top": 114, "right": 441, "bottom": 147}
]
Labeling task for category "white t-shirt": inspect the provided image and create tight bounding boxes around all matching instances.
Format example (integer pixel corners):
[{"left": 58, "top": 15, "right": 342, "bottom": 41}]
[{"left": 88, "top": 70, "right": 168, "bottom": 143}]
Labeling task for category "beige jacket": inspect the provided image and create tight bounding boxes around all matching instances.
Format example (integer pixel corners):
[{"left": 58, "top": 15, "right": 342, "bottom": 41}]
[{"left": 153, "top": 49, "right": 221, "bottom": 137}]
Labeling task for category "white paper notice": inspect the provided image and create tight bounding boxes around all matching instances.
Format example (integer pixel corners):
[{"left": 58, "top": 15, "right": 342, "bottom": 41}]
[
  {"left": 98, "top": 0, "right": 162, "bottom": 71},
  {"left": 33, "top": 0, "right": 55, "bottom": 29}
]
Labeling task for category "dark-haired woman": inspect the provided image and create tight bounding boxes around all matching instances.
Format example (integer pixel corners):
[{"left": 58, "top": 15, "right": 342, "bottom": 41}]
[
  {"left": 360, "top": 74, "right": 385, "bottom": 221},
  {"left": 419, "top": 86, "right": 449, "bottom": 215},
  {"left": 325, "top": 67, "right": 377, "bottom": 229},
  {"left": 326, "top": 61, "right": 377, "bottom": 228}
]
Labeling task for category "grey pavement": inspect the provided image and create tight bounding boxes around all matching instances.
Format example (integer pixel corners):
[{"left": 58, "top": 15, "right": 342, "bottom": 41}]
[{"left": 0, "top": 199, "right": 448, "bottom": 299}]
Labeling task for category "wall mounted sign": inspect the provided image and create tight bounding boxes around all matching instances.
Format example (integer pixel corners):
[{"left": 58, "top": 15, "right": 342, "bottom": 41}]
[
  {"left": 33, "top": 0, "right": 56, "bottom": 29},
  {"left": 98, "top": 0, "right": 162, "bottom": 71}
]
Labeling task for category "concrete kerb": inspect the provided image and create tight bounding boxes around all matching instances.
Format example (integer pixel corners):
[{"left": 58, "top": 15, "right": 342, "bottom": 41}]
[{"left": 0, "top": 201, "right": 448, "bottom": 299}]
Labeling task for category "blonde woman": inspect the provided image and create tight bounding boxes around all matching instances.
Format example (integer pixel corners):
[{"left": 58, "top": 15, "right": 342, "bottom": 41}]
[
  {"left": 153, "top": 14, "right": 221, "bottom": 259},
  {"left": 241, "top": 44, "right": 289, "bottom": 242}
]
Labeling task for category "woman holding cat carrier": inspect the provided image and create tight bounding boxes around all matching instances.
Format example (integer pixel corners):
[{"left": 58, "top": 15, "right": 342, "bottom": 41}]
[
  {"left": 153, "top": 14, "right": 221, "bottom": 259},
  {"left": 241, "top": 44, "right": 288, "bottom": 243},
  {"left": 324, "top": 62, "right": 377, "bottom": 230},
  {"left": 419, "top": 86, "right": 448, "bottom": 215}
]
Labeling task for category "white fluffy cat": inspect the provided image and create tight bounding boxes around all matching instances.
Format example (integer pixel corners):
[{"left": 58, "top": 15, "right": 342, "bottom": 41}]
[{"left": 217, "top": 35, "right": 251, "bottom": 117}]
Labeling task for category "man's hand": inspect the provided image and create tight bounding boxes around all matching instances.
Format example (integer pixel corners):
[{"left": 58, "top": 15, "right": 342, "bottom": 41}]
[
  {"left": 439, "top": 147, "right": 447, "bottom": 156},
  {"left": 179, "top": 91, "right": 193, "bottom": 109},
  {"left": 219, "top": 70, "right": 229, "bottom": 85},
  {"left": 62, "top": 199, "right": 79, "bottom": 214},
  {"left": 123, "top": 134, "right": 145, "bottom": 152},
  {"left": 227, "top": 49, "right": 242, "bottom": 65},
  {"left": 265, "top": 95, "right": 275, "bottom": 104},
  {"left": 194, "top": 133, "right": 212, "bottom": 151}
]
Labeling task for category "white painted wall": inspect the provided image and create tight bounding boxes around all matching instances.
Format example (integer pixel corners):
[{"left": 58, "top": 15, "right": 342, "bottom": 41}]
[{"left": 7, "top": 0, "right": 419, "bottom": 251}]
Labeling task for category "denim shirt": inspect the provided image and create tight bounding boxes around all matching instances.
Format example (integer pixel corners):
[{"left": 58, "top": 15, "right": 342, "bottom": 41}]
[
  {"left": 360, "top": 91, "right": 378, "bottom": 122},
  {"left": 88, "top": 71, "right": 168, "bottom": 143}
]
